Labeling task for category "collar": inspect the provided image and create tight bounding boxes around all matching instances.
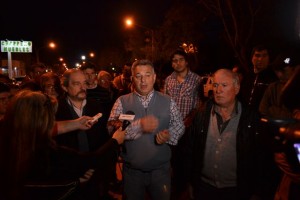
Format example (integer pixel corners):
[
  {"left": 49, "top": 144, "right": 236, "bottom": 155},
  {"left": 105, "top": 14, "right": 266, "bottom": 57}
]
[
  {"left": 212, "top": 99, "right": 239, "bottom": 118},
  {"left": 134, "top": 90, "right": 154, "bottom": 100}
]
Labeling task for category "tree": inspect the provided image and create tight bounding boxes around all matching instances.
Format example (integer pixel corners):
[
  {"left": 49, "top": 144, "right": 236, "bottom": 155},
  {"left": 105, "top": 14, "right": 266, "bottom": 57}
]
[
  {"left": 197, "top": 0, "right": 275, "bottom": 72},
  {"left": 158, "top": 2, "right": 206, "bottom": 59},
  {"left": 156, "top": 1, "right": 208, "bottom": 73}
]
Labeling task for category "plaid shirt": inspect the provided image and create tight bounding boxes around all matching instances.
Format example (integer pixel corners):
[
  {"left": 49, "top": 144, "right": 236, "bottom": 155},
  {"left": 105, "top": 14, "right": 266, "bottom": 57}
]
[
  {"left": 164, "top": 70, "right": 201, "bottom": 120},
  {"left": 108, "top": 90, "right": 185, "bottom": 145}
]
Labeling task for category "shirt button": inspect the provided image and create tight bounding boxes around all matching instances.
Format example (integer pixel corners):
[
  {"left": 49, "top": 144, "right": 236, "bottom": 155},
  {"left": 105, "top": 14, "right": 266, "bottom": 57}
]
[
  {"left": 214, "top": 164, "right": 218, "bottom": 169},
  {"left": 218, "top": 138, "right": 222, "bottom": 142},
  {"left": 216, "top": 150, "right": 219, "bottom": 154}
]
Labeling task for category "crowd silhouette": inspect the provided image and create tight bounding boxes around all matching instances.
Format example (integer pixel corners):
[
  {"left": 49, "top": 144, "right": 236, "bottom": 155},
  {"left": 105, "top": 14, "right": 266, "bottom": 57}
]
[{"left": 0, "top": 45, "right": 300, "bottom": 200}]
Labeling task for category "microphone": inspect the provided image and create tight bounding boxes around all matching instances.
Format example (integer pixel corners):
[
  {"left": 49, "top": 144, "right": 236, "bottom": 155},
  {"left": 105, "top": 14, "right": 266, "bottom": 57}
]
[{"left": 119, "top": 111, "right": 135, "bottom": 131}]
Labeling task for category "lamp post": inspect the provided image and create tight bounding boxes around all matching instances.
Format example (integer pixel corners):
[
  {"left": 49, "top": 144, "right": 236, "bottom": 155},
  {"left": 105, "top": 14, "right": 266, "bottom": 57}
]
[
  {"left": 125, "top": 18, "right": 154, "bottom": 61},
  {"left": 35, "top": 42, "right": 56, "bottom": 64}
]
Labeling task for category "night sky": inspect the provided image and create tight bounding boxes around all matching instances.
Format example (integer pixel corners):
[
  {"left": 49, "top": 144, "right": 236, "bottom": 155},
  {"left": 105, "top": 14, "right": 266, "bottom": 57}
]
[
  {"left": 1, "top": 0, "right": 299, "bottom": 67},
  {"left": 1, "top": 0, "right": 172, "bottom": 62}
]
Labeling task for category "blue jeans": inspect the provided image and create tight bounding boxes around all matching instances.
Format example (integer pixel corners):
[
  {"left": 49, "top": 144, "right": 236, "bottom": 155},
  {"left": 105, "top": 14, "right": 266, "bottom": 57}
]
[{"left": 123, "top": 163, "right": 171, "bottom": 200}]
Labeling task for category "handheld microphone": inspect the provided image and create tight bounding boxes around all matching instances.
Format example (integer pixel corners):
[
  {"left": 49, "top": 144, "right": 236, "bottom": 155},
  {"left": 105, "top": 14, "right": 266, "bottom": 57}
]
[{"left": 119, "top": 111, "right": 135, "bottom": 131}]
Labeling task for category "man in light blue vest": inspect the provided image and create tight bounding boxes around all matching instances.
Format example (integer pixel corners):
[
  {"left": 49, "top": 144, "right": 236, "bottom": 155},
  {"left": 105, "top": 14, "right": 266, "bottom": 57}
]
[{"left": 108, "top": 59, "right": 185, "bottom": 200}]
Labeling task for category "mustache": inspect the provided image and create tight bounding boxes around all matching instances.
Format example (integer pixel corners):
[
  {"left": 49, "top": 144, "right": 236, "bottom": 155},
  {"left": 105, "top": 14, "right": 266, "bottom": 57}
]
[{"left": 76, "top": 90, "right": 86, "bottom": 95}]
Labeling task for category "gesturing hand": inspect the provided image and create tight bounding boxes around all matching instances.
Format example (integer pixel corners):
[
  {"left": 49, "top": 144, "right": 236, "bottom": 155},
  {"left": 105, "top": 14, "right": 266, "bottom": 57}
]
[
  {"left": 156, "top": 130, "right": 170, "bottom": 144},
  {"left": 140, "top": 115, "right": 159, "bottom": 133}
]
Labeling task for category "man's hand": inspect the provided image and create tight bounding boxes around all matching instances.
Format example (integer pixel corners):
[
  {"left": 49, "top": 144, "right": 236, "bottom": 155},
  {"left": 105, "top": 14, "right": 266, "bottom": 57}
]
[
  {"left": 77, "top": 116, "right": 96, "bottom": 130},
  {"left": 56, "top": 116, "right": 94, "bottom": 135},
  {"left": 156, "top": 130, "right": 170, "bottom": 144},
  {"left": 140, "top": 115, "right": 159, "bottom": 133},
  {"left": 79, "top": 169, "right": 95, "bottom": 185},
  {"left": 112, "top": 127, "right": 126, "bottom": 144}
]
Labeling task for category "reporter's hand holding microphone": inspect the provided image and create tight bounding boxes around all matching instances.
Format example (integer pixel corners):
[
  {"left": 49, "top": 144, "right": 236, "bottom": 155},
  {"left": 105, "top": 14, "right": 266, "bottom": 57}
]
[{"left": 112, "top": 111, "right": 135, "bottom": 144}]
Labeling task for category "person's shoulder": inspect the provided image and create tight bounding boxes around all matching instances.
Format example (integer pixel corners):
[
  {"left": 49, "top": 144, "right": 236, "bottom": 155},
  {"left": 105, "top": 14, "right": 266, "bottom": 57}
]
[
  {"left": 188, "top": 70, "right": 200, "bottom": 77},
  {"left": 155, "top": 90, "right": 171, "bottom": 100},
  {"left": 56, "top": 96, "right": 68, "bottom": 107},
  {"left": 165, "top": 72, "right": 175, "bottom": 81},
  {"left": 260, "top": 68, "right": 278, "bottom": 81},
  {"left": 113, "top": 75, "right": 122, "bottom": 80}
]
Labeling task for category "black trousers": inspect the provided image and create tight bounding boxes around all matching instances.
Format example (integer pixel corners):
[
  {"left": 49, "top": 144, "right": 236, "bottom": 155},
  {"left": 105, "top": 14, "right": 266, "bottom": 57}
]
[{"left": 193, "top": 180, "right": 237, "bottom": 200}]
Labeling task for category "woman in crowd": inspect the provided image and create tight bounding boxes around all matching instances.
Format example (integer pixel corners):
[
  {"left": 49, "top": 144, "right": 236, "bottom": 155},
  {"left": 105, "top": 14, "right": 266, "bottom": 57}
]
[
  {"left": 39, "top": 72, "right": 64, "bottom": 100},
  {"left": 0, "top": 90, "right": 125, "bottom": 200}
]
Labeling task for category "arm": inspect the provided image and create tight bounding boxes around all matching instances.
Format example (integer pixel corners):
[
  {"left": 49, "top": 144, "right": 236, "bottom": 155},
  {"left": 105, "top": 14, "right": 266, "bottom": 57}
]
[
  {"left": 56, "top": 116, "right": 94, "bottom": 135},
  {"left": 166, "top": 99, "right": 185, "bottom": 145}
]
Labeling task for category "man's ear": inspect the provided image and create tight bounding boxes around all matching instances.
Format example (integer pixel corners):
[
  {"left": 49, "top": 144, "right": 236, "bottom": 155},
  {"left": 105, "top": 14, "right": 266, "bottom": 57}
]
[
  {"left": 235, "top": 84, "right": 240, "bottom": 95},
  {"left": 61, "top": 85, "right": 68, "bottom": 92}
]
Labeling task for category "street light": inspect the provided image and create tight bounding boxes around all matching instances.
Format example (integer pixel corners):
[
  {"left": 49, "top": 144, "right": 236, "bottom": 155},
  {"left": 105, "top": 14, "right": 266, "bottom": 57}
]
[
  {"left": 35, "top": 42, "right": 56, "bottom": 64},
  {"left": 125, "top": 18, "right": 154, "bottom": 61}
]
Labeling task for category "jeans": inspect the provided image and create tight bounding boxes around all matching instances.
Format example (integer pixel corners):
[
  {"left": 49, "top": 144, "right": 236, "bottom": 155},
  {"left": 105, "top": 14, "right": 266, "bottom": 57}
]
[{"left": 123, "top": 163, "right": 171, "bottom": 200}]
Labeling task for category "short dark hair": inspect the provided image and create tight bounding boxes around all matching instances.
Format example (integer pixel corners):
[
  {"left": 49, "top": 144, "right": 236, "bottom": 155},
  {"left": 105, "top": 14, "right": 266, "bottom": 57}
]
[
  {"left": 251, "top": 44, "right": 269, "bottom": 58},
  {"left": 170, "top": 49, "right": 188, "bottom": 61}
]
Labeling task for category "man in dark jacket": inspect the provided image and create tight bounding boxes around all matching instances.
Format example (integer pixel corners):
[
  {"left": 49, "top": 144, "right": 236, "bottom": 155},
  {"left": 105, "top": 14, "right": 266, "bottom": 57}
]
[
  {"left": 184, "top": 69, "right": 274, "bottom": 200},
  {"left": 55, "top": 69, "right": 110, "bottom": 152},
  {"left": 55, "top": 69, "right": 113, "bottom": 199},
  {"left": 239, "top": 45, "right": 278, "bottom": 109}
]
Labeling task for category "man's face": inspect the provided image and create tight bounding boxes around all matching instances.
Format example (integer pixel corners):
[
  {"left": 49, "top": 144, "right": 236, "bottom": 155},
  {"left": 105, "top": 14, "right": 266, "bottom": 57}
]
[
  {"left": 83, "top": 68, "right": 96, "bottom": 85},
  {"left": 0, "top": 91, "right": 11, "bottom": 116},
  {"left": 171, "top": 54, "right": 188, "bottom": 73},
  {"left": 213, "top": 71, "right": 240, "bottom": 107},
  {"left": 132, "top": 65, "right": 156, "bottom": 96},
  {"left": 252, "top": 50, "right": 269, "bottom": 73},
  {"left": 63, "top": 71, "right": 87, "bottom": 101},
  {"left": 275, "top": 66, "right": 295, "bottom": 83}
]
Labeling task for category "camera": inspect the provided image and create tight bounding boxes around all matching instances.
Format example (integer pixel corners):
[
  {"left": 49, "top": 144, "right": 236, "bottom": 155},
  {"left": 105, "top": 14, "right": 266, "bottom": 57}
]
[{"left": 260, "top": 117, "right": 300, "bottom": 172}]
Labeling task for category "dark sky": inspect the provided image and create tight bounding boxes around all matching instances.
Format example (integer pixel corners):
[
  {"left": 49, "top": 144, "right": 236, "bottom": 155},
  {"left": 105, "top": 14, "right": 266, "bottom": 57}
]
[{"left": 0, "top": 0, "right": 171, "bottom": 62}]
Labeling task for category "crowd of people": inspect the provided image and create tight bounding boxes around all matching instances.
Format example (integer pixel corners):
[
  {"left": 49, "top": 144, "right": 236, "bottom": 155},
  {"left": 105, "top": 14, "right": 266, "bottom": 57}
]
[{"left": 0, "top": 46, "right": 299, "bottom": 200}]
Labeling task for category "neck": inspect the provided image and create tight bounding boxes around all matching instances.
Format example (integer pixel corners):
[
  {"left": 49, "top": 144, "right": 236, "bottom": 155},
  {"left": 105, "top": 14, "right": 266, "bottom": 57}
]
[
  {"left": 68, "top": 97, "right": 84, "bottom": 109},
  {"left": 215, "top": 101, "right": 236, "bottom": 120},
  {"left": 176, "top": 69, "right": 189, "bottom": 83}
]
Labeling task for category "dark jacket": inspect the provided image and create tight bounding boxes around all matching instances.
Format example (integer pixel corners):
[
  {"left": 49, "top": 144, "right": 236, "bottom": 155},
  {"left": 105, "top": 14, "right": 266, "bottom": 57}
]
[
  {"left": 239, "top": 68, "right": 278, "bottom": 109},
  {"left": 184, "top": 100, "right": 275, "bottom": 199},
  {"left": 55, "top": 97, "right": 110, "bottom": 152}
]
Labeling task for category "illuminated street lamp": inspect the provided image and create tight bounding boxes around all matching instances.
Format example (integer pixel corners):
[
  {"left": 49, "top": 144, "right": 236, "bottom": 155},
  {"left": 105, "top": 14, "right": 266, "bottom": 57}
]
[
  {"left": 35, "top": 41, "right": 56, "bottom": 64},
  {"left": 89, "top": 52, "right": 95, "bottom": 58},
  {"left": 125, "top": 17, "right": 154, "bottom": 61}
]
